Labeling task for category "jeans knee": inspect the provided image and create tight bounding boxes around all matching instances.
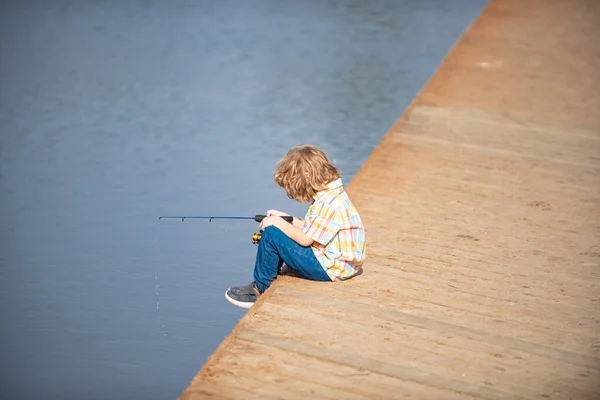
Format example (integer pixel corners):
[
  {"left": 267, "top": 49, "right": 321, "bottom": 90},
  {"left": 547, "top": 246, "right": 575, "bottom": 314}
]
[{"left": 261, "top": 226, "right": 281, "bottom": 243}]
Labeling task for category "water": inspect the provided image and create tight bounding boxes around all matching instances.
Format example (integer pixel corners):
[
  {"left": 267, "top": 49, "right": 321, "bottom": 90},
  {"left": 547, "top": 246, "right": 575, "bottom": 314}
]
[{"left": 0, "top": 0, "right": 489, "bottom": 398}]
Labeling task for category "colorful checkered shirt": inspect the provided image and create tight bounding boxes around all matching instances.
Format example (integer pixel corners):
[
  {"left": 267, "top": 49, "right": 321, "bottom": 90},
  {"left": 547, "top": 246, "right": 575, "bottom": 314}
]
[{"left": 302, "top": 178, "right": 366, "bottom": 281}]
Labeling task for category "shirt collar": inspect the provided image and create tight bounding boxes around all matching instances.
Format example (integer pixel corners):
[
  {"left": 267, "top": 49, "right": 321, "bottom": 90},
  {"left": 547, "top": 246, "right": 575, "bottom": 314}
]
[{"left": 313, "top": 178, "right": 343, "bottom": 201}]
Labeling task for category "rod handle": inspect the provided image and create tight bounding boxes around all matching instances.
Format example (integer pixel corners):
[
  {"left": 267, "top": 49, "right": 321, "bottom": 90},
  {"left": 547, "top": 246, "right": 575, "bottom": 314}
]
[{"left": 254, "top": 215, "right": 294, "bottom": 223}]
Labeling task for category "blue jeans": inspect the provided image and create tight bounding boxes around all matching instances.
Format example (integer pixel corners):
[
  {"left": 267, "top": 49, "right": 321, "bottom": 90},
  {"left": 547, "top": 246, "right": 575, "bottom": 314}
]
[{"left": 253, "top": 226, "right": 331, "bottom": 293}]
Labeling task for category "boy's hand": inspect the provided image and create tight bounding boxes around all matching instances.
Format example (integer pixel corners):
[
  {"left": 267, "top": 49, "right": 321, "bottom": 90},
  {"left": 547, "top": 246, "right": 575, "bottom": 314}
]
[
  {"left": 266, "top": 209, "right": 289, "bottom": 217},
  {"left": 259, "top": 215, "right": 279, "bottom": 230}
]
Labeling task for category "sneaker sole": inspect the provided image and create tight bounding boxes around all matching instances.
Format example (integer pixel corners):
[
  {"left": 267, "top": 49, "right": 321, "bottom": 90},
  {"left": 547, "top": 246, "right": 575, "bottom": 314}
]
[{"left": 225, "top": 290, "right": 254, "bottom": 309}]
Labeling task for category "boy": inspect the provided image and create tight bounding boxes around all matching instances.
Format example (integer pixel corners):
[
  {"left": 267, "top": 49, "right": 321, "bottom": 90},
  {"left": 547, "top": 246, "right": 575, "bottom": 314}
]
[{"left": 225, "top": 144, "right": 366, "bottom": 309}]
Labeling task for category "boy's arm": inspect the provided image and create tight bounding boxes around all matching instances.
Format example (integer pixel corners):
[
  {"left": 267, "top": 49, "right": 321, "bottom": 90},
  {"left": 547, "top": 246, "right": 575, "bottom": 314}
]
[
  {"left": 266, "top": 209, "right": 304, "bottom": 230},
  {"left": 291, "top": 216, "right": 305, "bottom": 230}
]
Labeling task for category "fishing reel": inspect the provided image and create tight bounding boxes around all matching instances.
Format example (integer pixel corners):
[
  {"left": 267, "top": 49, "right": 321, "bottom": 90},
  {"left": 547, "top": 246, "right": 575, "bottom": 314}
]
[{"left": 252, "top": 231, "right": 262, "bottom": 244}]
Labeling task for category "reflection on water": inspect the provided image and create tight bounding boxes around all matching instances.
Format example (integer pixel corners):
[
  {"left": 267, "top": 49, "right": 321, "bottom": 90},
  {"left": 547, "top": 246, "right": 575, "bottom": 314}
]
[{"left": 0, "top": 0, "right": 488, "bottom": 398}]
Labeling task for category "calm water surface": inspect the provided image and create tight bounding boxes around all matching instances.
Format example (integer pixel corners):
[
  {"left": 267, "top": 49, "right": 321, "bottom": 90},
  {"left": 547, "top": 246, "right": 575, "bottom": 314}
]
[{"left": 0, "top": 0, "right": 488, "bottom": 398}]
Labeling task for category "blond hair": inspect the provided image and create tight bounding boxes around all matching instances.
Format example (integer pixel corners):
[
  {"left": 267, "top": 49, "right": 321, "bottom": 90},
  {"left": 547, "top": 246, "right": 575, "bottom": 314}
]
[{"left": 274, "top": 145, "right": 340, "bottom": 203}]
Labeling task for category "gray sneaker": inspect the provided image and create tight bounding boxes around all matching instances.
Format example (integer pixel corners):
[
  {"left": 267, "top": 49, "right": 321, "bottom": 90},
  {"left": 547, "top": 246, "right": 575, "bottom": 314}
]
[
  {"left": 225, "top": 282, "right": 260, "bottom": 309},
  {"left": 227, "top": 282, "right": 256, "bottom": 296}
]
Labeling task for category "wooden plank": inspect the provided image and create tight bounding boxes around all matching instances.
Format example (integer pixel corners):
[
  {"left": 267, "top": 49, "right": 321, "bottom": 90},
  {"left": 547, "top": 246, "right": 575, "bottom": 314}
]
[
  {"left": 236, "top": 328, "right": 522, "bottom": 400},
  {"left": 192, "top": 338, "right": 479, "bottom": 400},
  {"left": 394, "top": 106, "right": 600, "bottom": 168},
  {"left": 271, "top": 286, "right": 600, "bottom": 372},
  {"left": 418, "top": 0, "right": 600, "bottom": 129}
]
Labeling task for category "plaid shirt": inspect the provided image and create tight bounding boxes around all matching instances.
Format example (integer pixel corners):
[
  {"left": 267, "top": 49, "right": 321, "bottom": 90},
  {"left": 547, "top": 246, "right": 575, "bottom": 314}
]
[{"left": 302, "top": 178, "right": 366, "bottom": 281}]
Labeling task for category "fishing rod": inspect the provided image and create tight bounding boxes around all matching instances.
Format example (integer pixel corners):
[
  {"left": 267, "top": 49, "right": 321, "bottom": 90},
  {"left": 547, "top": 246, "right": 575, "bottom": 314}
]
[
  {"left": 158, "top": 214, "right": 294, "bottom": 244},
  {"left": 158, "top": 215, "right": 293, "bottom": 223}
]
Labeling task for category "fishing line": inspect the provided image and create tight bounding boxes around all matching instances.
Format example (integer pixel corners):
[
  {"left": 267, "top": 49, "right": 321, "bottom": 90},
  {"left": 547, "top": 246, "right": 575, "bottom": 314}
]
[
  {"left": 155, "top": 270, "right": 159, "bottom": 310},
  {"left": 151, "top": 230, "right": 169, "bottom": 338}
]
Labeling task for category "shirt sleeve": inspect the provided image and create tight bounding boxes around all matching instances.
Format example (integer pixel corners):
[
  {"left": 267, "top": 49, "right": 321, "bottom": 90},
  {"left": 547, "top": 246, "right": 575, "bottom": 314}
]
[{"left": 302, "top": 203, "right": 341, "bottom": 245}]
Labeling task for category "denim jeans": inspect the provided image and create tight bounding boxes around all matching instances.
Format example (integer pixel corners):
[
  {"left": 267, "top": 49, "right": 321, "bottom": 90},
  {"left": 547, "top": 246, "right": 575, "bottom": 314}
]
[{"left": 253, "top": 226, "right": 331, "bottom": 293}]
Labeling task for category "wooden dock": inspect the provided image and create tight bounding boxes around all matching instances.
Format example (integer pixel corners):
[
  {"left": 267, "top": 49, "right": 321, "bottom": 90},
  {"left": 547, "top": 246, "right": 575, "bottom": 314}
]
[{"left": 179, "top": 0, "right": 600, "bottom": 398}]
